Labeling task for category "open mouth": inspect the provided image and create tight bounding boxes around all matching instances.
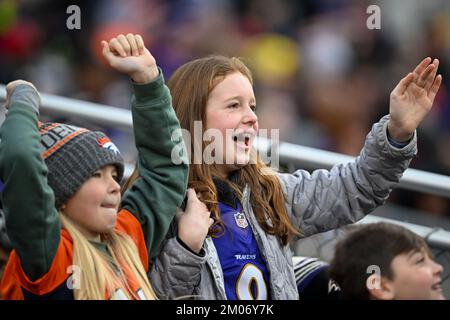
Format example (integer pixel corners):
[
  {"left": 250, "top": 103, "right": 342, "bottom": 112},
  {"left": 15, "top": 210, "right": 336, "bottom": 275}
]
[{"left": 232, "top": 132, "right": 253, "bottom": 148}]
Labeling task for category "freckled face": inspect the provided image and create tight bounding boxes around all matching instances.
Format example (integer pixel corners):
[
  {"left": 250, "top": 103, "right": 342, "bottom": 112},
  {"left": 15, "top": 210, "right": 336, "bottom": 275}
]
[{"left": 205, "top": 72, "right": 258, "bottom": 173}]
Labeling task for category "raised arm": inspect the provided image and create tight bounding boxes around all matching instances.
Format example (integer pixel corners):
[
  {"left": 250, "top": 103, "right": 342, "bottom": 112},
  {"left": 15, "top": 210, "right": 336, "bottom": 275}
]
[
  {"left": 387, "top": 57, "right": 441, "bottom": 142},
  {"left": 102, "top": 34, "right": 189, "bottom": 258},
  {"left": 0, "top": 81, "right": 61, "bottom": 280},
  {"left": 280, "top": 58, "right": 442, "bottom": 237}
]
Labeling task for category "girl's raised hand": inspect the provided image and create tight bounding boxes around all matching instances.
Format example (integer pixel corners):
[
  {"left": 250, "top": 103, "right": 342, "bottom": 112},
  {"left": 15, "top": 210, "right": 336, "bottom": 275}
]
[
  {"left": 102, "top": 33, "right": 158, "bottom": 84},
  {"left": 388, "top": 57, "right": 442, "bottom": 141},
  {"left": 4, "top": 80, "right": 39, "bottom": 110}
]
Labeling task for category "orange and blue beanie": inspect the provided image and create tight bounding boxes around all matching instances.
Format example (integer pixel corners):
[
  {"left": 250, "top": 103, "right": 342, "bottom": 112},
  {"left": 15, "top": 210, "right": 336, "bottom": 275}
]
[{"left": 38, "top": 122, "right": 124, "bottom": 209}]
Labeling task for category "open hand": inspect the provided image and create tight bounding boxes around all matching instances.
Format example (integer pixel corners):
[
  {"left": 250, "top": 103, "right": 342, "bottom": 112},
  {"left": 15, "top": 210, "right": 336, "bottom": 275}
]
[{"left": 388, "top": 57, "right": 442, "bottom": 141}]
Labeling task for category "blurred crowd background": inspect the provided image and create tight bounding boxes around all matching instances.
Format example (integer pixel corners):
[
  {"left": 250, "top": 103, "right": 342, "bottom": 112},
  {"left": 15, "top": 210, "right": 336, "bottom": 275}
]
[{"left": 1, "top": 0, "right": 450, "bottom": 221}]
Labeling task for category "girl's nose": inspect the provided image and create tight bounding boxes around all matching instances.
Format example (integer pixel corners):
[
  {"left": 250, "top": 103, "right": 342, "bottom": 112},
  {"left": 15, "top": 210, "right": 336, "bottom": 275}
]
[
  {"left": 243, "top": 106, "right": 258, "bottom": 125},
  {"left": 110, "top": 177, "right": 121, "bottom": 193}
]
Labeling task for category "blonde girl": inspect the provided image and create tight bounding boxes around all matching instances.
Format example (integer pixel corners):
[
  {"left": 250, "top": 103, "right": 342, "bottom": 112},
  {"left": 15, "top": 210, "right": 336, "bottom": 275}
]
[{"left": 0, "top": 34, "right": 188, "bottom": 300}]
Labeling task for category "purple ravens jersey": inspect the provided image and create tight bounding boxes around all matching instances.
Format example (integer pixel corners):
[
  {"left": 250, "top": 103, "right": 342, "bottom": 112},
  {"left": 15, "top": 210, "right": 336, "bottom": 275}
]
[{"left": 212, "top": 201, "right": 271, "bottom": 300}]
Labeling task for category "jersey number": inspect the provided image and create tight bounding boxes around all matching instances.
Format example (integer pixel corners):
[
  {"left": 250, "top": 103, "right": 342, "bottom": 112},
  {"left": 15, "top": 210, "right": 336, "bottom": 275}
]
[{"left": 236, "top": 263, "right": 268, "bottom": 300}]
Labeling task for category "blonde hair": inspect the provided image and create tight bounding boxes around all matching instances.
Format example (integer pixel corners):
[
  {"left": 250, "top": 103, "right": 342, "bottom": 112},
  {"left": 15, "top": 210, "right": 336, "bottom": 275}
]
[{"left": 60, "top": 214, "right": 157, "bottom": 300}]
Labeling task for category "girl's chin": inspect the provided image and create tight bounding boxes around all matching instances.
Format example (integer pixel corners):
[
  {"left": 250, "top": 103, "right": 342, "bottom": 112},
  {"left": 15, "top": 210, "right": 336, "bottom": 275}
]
[
  {"left": 234, "top": 154, "right": 252, "bottom": 166},
  {"left": 102, "top": 215, "right": 117, "bottom": 231},
  {"left": 226, "top": 162, "right": 250, "bottom": 173}
]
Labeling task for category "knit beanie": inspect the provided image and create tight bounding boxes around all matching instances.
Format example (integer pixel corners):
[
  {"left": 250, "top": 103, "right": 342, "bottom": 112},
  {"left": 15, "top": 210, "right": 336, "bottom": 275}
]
[{"left": 38, "top": 122, "right": 124, "bottom": 209}]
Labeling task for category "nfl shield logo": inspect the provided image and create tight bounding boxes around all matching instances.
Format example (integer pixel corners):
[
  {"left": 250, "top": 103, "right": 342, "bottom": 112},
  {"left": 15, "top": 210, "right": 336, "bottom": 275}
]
[{"left": 234, "top": 211, "right": 248, "bottom": 229}]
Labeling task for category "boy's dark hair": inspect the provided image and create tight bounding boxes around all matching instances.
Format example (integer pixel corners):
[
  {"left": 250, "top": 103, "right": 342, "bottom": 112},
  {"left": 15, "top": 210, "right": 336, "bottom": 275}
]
[{"left": 329, "top": 222, "right": 429, "bottom": 300}]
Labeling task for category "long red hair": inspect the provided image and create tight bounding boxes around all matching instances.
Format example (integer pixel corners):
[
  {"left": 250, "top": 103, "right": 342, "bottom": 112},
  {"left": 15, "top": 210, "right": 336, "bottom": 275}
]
[{"left": 124, "top": 56, "right": 300, "bottom": 245}]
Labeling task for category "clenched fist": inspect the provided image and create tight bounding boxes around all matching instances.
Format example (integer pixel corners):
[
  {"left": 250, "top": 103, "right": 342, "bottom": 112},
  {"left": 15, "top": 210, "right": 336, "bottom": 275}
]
[
  {"left": 3, "top": 80, "right": 40, "bottom": 111},
  {"left": 102, "top": 33, "right": 158, "bottom": 84},
  {"left": 177, "top": 189, "right": 214, "bottom": 254}
]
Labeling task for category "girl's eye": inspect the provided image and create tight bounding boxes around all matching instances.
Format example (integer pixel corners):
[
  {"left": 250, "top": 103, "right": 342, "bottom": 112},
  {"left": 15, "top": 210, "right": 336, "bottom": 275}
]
[
  {"left": 228, "top": 103, "right": 239, "bottom": 109},
  {"left": 416, "top": 256, "right": 425, "bottom": 264},
  {"left": 92, "top": 172, "right": 101, "bottom": 178},
  {"left": 250, "top": 105, "right": 257, "bottom": 111},
  {"left": 112, "top": 174, "right": 119, "bottom": 182}
]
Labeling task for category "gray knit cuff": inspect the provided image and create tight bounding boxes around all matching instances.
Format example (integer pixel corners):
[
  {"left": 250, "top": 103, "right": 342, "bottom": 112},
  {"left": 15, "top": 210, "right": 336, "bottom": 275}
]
[{"left": 10, "top": 84, "right": 41, "bottom": 115}]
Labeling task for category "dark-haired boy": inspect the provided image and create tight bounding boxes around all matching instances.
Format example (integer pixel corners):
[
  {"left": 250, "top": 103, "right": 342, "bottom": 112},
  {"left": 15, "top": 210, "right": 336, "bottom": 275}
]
[{"left": 330, "top": 222, "right": 445, "bottom": 300}]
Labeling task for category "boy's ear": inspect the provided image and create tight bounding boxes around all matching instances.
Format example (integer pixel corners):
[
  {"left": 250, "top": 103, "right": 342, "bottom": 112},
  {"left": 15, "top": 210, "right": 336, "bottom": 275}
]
[{"left": 366, "top": 274, "right": 395, "bottom": 300}]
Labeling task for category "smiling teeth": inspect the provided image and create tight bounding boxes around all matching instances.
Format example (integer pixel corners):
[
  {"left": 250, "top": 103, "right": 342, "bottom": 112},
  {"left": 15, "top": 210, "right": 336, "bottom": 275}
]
[{"left": 233, "top": 132, "right": 253, "bottom": 140}]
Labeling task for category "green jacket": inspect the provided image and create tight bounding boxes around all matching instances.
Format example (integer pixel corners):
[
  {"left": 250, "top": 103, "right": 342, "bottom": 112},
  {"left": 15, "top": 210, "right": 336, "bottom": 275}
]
[{"left": 0, "top": 71, "right": 188, "bottom": 281}]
